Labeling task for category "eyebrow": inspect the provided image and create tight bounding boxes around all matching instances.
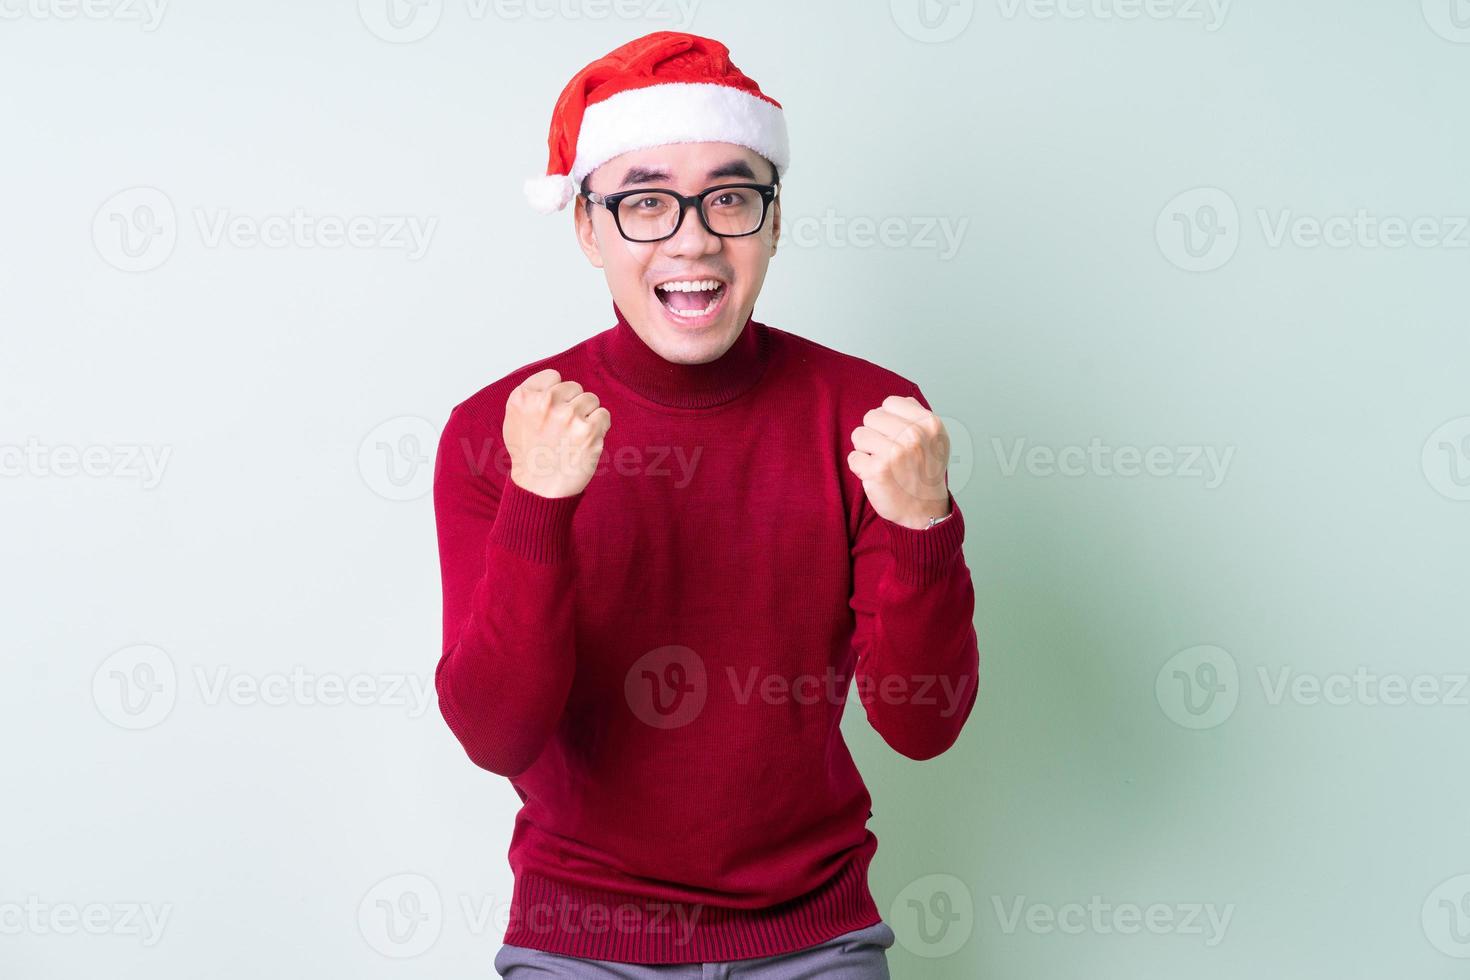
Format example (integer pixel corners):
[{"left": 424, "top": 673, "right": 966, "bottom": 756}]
[{"left": 617, "top": 159, "right": 762, "bottom": 189}]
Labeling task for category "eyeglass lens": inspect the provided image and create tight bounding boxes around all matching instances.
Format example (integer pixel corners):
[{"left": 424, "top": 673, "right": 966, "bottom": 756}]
[{"left": 617, "top": 188, "right": 765, "bottom": 241}]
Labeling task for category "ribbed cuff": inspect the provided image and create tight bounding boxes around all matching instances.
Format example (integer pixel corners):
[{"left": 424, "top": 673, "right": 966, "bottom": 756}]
[
  {"left": 883, "top": 492, "right": 966, "bottom": 588},
  {"left": 488, "top": 477, "right": 584, "bottom": 564}
]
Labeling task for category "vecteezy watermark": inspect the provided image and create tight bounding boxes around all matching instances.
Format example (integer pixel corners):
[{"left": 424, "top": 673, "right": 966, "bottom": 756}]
[
  {"left": 727, "top": 666, "right": 975, "bottom": 719},
  {"left": 1257, "top": 666, "right": 1470, "bottom": 708},
  {"left": 991, "top": 895, "right": 1235, "bottom": 947},
  {"left": 1156, "top": 645, "right": 1470, "bottom": 730},
  {"left": 1423, "top": 873, "right": 1470, "bottom": 958},
  {"left": 92, "top": 644, "right": 433, "bottom": 730},
  {"left": 93, "top": 644, "right": 178, "bottom": 730},
  {"left": 0, "top": 897, "right": 173, "bottom": 946},
  {"left": 357, "top": 872, "right": 707, "bottom": 957},
  {"left": 359, "top": 873, "right": 443, "bottom": 958},
  {"left": 0, "top": 0, "right": 168, "bottom": 30},
  {"left": 623, "top": 647, "right": 974, "bottom": 730},
  {"left": 192, "top": 665, "right": 433, "bottom": 716},
  {"left": 506, "top": 894, "right": 704, "bottom": 946},
  {"left": 360, "top": 416, "right": 438, "bottom": 502},
  {"left": 1158, "top": 186, "right": 1470, "bottom": 272},
  {"left": 890, "top": 0, "right": 975, "bottom": 43},
  {"left": 505, "top": 443, "right": 704, "bottom": 492},
  {"left": 1422, "top": 0, "right": 1470, "bottom": 43},
  {"left": 889, "top": 874, "right": 975, "bottom": 958},
  {"left": 783, "top": 211, "right": 970, "bottom": 261},
  {"left": 625, "top": 645, "right": 708, "bottom": 730},
  {"left": 996, "top": 0, "right": 1229, "bottom": 30},
  {"left": 193, "top": 208, "right": 436, "bottom": 259},
  {"left": 358, "top": 0, "right": 698, "bottom": 43},
  {"left": 408, "top": 420, "right": 709, "bottom": 503},
  {"left": 991, "top": 437, "right": 1235, "bottom": 489},
  {"left": 1156, "top": 187, "right": 1240, "bottom": 272},
  {"left": 0, "top": 438, "right": 172, "bottom": 489},
  {"left": 1256, "top": 209, "right": 1470, "bottom": 251},
  {"left": 92, "top": 186, "right": 177, "bottom": 273},
  {"left": 1422, "top": 416, "right": 1470, "bottom": 501},
  {"left": 1155, "top": 644, "right": 1239, "bottom": 730},
  {"left": 92, "top": 186, "right": 437, "bottom": 272}
]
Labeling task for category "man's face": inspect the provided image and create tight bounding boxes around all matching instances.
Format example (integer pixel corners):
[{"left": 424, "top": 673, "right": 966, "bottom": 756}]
[{"left": 574, "top": 141, "right": 781, "bottom": 366}]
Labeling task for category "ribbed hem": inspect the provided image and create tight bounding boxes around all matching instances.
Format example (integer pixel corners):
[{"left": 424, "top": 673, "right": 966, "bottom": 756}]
[
  {"left": 487, "top": 477, "right": 583, "bottom": 564},
  {"left": 502, "top": 852, "right": 881, "bottom": 964},
  {"left": 883, "top": 492, "right": 966, "bottom": 588}
]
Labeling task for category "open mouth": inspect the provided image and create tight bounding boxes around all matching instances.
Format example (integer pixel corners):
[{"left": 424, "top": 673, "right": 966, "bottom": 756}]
[{"left": 654, "top": 278, "right": 728, "bottom": 320}]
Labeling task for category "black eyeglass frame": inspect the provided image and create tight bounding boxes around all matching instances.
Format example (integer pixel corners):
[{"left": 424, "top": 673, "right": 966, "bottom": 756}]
[{"left": 582, "top": 181, "right": 781, "bottom": 243}]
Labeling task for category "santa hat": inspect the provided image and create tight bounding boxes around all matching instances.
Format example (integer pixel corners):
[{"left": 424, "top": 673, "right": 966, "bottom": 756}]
[{"left": 523, "top": 31, "right": 790, "bottom": 214}]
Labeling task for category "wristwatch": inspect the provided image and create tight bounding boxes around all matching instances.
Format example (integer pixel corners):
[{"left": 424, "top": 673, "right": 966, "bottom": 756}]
[{"left": 925, "top": 509, "right": 955, "bottom": 529}]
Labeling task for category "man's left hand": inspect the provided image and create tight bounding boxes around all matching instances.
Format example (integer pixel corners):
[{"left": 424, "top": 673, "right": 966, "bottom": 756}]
[{"left": 847, "top": 395, "right": 952, "bottom": 530}]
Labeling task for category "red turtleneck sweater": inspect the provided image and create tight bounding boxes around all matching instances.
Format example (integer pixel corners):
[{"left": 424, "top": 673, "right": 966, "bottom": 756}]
[{"left": 433, "top": 303, "right": 980, "bottom": 964}]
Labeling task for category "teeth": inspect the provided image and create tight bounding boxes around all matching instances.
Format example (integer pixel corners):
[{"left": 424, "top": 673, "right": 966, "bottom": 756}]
[
  {"left": 667, "top": 291, "right": 723, "bottom": 318},
  {"left": 656, "top": 279, "right": 724, "bottom": 293}
]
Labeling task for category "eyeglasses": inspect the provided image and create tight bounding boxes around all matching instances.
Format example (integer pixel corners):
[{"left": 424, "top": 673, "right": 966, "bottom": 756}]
[{"left": 582, "top": 182, "right": 780, "bottom": 243}]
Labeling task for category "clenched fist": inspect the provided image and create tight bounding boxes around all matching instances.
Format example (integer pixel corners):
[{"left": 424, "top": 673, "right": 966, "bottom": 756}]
[
  {"left": 503, "top": 367, "right": 611, "bottom": 498},
  {"left": 847, "top": 394, "right": 952, "bottom": 530}
]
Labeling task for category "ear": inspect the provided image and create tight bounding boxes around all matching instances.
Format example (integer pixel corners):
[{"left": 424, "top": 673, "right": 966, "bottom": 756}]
[
  {"left": 770, "top": 197, "right": 780, "bottom": 256},
  {"left": 574, "top": 194, "right": 605, "bottom": 269}
]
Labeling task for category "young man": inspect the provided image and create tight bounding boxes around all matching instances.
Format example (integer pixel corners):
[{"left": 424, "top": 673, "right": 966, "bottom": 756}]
[{"left": 433, "top": 30, "right": 980, "bottom": 978}]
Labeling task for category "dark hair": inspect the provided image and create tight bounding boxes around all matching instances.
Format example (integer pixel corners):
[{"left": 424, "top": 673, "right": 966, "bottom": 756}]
[{"left": 579, "top": 155, "right": 780, "bottom": 217}]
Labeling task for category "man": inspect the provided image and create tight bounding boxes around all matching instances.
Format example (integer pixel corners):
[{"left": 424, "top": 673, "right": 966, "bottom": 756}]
[{"left": 433, "top": 30, "right": 980, "bottom": 978}]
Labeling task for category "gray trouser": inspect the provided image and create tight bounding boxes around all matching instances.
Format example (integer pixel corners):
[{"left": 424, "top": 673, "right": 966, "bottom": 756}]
[{"left": 493, "top": 920, "right": 895, "bottom": 979}]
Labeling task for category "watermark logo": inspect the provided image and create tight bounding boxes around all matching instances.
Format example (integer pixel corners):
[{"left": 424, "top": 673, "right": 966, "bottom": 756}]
[
  {"left": 1258, "top": 666, "right": 1468, "bottom": 708},
  {"left": 891, "top": 0, "right": 975, "bottom": 42},
  {"left": 0, "top": 897, "right": 173, "bottom": 945},
  {"left": 992, "top": 895, "right": 1234, "bottom": 946},
  {"left": 939, "top": 415, "right": 975, "bottom": 494},
  {"left": 1257, "top": 209, "right": 1470, "bottom": 251},
  {"left": 1422, "top": 0, "right": 1470, "bottom": 43},
  {"left": 360, "top": 416, "right": 437, "bottom": 502},
  {"left": 92, "top": 644, "right": 178, "bottom": 730},
  {"left": 92, "top": 187, "right": 437, "bottom": 271},
  {"left": 1156, "top": 187, "right": 1239, "bottom": 272},
  {"left": 0, "top": 438, "right": 172, "bottom": 488},
  {"left": 359, "top": 0, "right": 443, "bottom": 42},
  {"left": 890, "top": 873, "right": 975, "bottom": 958},
  {"left": 93, "top": 186, "right": 177, "bottom": 273},
  {"left": 360, "top": 0, "right": 698, "bottom": 42},
  {"left": 625, "top": 645, "right": 706, "bottom": 729},
  {"left": 996, "top": 0, "right": 1229, "bottom": 31},
  {"left": 784, "top": 211, "right": 970, "bottom": 260},
  {"left": 1422, "top": 416, "right": 1470, "bottom": 501},
  {"left": 1155, "top": 644, "right": 1238, "bottom": 729},
  {"left": 92, "top": 645, "right": 432, "bottom": 729},
  {"left": 1160, "top": 186, "right": 1470, "bottom": 271},
  {"left": 359, "top": 873, "right": 443, "bottom": 957},
  {"left": 0, "top": 0, "right": 168, "bottom": 30},
  {"left": 1423, "top": 874, "right": 1470, "bottom": 957},
  {"left": 992, "top": 437, "right": 1234, "bottom": 488}
]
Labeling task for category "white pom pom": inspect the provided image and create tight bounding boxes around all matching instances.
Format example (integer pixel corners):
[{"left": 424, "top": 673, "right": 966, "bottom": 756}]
[{"left": 523, "top": 173, "right": 575, "bottom": 213}]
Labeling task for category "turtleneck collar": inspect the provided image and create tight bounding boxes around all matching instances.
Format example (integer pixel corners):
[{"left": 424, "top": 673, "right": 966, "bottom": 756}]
[{"left": 591, "top": 301, "right": 772, "bottom": 410}]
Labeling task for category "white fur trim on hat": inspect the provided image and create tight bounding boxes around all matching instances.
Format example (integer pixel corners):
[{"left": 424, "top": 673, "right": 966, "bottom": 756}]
[
  {"left": 569, "top": 82, "right": 789, "bottom": 186},
  {"left": 523, "top": 173, "right": 576, "bottom": 214}
]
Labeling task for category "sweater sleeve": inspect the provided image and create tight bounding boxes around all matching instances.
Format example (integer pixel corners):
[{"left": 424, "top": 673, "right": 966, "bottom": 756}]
[
  {"left": 432, "top": 402, "right": 583, "bottom": 777},
  {"left": 848, "top": 383, "right": 980, "bottom": 761}
]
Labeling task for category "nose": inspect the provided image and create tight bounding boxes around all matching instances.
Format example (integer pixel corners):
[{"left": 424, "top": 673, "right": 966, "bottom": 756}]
[{"left": 659, "top": 199, "right": 722, "bottom": 258}]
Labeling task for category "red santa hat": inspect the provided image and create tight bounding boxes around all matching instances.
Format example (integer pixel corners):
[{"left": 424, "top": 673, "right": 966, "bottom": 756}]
[{"left": 523, "top": 31, "right": 790, "bottom": 214}]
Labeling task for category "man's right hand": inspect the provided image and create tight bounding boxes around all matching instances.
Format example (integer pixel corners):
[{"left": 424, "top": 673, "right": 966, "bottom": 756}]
[{"left": 502, "top": 368, "right": 611, "bottom": 498}]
